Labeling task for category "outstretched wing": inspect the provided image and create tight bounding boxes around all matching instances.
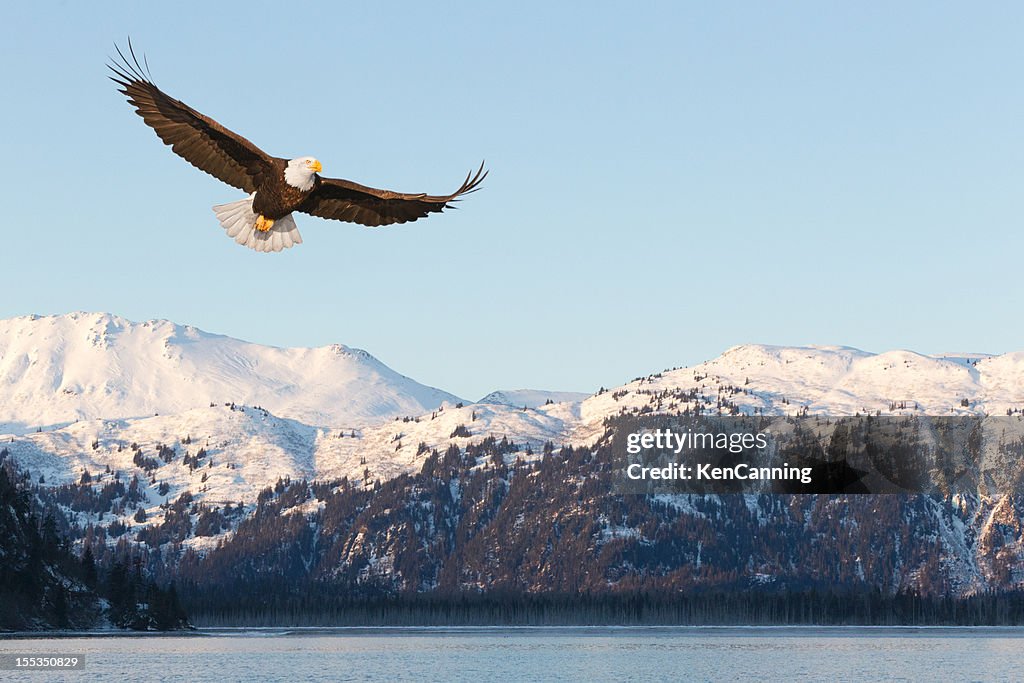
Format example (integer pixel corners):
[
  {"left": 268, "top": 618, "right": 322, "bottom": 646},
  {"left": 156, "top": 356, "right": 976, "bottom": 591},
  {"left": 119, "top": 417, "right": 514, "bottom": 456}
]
[
  {"left": 299, "top": 162, "right": 487, "bottom": 227},
  {"left": 108, "top": 40, "right": 275, "bottom": 193}
]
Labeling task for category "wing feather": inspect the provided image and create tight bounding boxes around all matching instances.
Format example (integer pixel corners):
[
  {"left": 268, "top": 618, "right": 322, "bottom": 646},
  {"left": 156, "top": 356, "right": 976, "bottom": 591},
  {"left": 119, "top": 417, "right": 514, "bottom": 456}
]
[
  {"left": 108, "top": 40, "right": 274, "bottom": 193},
  {"left": 299, "top": 162, "right": 487, "bottom": 227}
]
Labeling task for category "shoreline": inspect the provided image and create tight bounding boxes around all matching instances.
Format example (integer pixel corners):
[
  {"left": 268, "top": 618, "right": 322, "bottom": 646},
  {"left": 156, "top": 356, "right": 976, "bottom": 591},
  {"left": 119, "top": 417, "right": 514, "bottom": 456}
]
[{"left": 7, "top": 624, "right": 1024, "bottom": 639}]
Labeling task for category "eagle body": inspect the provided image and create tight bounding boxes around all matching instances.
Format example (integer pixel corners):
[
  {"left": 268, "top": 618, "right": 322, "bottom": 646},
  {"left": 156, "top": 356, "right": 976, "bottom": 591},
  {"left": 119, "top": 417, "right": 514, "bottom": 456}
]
[
  {"left": 209, "top": 158, "right": 320, "bottom": 251},
  {"left": 253, "top": 159, "right": 315, "bottom": 220},
  {"left": 108, "top": 42, "right": 486, "bottom": 253}
]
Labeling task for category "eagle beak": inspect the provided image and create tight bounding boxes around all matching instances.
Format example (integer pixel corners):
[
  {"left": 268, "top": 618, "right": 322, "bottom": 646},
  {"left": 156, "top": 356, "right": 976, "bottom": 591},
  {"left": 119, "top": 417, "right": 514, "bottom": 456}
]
[{"left": 311, "top": 160, "right": 323, "bottom": 173}]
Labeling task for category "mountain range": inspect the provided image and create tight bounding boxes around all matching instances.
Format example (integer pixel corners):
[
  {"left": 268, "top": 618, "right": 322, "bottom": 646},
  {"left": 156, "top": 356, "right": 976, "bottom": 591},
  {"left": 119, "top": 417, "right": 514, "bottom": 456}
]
[
  {"left": 5, "top": 312, "right": 1024, "bottom": 504},
  {"left": 5, "top": 312, "right": 1024, "bottom": 606}
]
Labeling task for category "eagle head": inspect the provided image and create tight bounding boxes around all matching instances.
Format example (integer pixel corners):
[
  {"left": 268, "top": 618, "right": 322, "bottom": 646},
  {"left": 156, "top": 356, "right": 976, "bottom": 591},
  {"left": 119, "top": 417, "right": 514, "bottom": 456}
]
[{"left": 284, "top": 156, "right": 322, "bottom": 192}]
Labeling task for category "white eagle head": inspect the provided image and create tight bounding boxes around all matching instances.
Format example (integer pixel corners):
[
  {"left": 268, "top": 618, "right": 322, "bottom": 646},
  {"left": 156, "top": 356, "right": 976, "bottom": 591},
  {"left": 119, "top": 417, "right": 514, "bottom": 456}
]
[{"left": 284, "top": 156, "right": 322, "bottom": 192}]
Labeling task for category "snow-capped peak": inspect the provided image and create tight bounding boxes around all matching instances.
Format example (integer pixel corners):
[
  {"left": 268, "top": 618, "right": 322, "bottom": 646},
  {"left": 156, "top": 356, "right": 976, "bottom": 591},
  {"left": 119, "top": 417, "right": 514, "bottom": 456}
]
[
  {"left": 0, "top": 312, "right": 462, "bottom": 434},
  {"left": 477, "top": 389, "right": 590, "bottom": 408}
]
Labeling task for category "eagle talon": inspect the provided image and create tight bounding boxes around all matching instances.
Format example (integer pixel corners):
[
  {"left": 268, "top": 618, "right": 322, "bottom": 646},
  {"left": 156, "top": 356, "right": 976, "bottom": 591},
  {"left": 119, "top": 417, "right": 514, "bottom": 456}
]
[{"left": 255, "top": 215, "right": 274, "bottom": 232}]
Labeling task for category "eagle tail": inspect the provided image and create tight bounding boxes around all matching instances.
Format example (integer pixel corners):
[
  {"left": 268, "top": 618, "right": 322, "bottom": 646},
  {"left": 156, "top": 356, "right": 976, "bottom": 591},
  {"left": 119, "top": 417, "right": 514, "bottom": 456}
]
[{"left": 212, "top": 194, "right": 303, "bottom": 253}]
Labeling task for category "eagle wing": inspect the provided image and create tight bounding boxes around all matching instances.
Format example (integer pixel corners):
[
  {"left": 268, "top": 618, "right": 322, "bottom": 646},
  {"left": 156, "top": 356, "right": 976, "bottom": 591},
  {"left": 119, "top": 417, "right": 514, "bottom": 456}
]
[
  {"left": 299, "top": 162, "right": 487, "bottom": 227},
  {"left": 108, "top": 41, "right": 275, "bottom": 193}
]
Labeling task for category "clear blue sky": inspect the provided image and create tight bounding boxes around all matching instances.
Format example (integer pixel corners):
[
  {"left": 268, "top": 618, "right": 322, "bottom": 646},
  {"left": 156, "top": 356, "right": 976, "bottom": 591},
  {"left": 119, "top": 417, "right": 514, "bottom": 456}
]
[{"left": 2, "top": 2, "right": 1022, "bottom": 400}]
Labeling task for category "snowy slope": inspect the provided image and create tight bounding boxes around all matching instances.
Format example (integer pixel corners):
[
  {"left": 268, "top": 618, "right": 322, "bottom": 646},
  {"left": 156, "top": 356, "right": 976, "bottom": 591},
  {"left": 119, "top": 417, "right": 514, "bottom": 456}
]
[
  {"left": 478, "top": 389, "right": 589, "bottom": 408},
  {"left": 577, "top": 343, "right": 1024, "bottom": 429},
  {"left": 8, "top": 314, "right": 1024, "bottom": 548},
  {"left": 7, "top": 336, "right": 1024, "bottom": 510},
  {"left": 2, "top": 401, "right": 572, "bottom": 497},
  {"left": 0, "top": 312, "right": 462, "bottom": 433}
]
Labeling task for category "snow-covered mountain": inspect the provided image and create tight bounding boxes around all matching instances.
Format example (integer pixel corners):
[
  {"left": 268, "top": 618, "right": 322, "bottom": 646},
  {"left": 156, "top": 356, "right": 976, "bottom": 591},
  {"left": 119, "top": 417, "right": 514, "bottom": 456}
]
[
  {"left": 7, "top": 320, "right": 1024, "bottom": 504},
  {"left": 578, "top": 343, "right": 1024, "bottom": 423},
  {"left": 7, "top": 317, "right": 1024, "bottom": 597},
  {"left": 0, "top": 312, "right": 462, "bottom": 434},
  {"left": 478, "top": 389, "right": 590, "bottom": 408}
]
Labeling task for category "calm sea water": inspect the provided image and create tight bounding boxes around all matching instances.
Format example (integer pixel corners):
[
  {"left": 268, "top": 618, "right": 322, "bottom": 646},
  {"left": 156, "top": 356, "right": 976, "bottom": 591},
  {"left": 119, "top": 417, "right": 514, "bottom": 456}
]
[{"left": 2, "top": 626, "right": 1023, "bottom": 682}]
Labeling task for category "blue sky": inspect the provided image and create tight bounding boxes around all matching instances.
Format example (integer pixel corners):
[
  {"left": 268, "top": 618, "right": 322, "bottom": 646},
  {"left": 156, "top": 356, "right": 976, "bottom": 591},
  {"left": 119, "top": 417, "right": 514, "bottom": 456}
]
[{"left": 1, "top": 2, "right": 1022, "bottom": 400}]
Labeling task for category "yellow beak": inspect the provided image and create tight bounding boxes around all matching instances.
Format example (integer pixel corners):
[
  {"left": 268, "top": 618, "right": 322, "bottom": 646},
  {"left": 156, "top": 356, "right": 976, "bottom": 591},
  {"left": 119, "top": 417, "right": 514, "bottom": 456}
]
[{"left": 310, "top": 160, "right": 323, "bottom": 173}]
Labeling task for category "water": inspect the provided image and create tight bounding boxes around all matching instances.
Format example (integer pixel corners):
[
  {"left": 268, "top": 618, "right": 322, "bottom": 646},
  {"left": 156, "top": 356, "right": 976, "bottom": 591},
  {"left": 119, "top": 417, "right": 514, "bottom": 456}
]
[{"left": 2, "top": 626, "right": 1023, "bottom": 682}]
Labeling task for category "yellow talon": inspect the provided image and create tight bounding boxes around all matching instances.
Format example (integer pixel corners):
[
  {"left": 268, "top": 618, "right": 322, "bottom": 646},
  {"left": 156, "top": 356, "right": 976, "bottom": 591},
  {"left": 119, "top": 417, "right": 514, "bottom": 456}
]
[{"left": 255, "top": 215, "right": 274, "bottom": 232}]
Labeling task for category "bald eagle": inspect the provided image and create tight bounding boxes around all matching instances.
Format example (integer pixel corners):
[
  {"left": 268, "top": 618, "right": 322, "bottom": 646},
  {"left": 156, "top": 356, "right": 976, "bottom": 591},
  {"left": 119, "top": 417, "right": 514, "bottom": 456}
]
[{"left": 109, "top": 43, "right": 486, "bottom": 252}]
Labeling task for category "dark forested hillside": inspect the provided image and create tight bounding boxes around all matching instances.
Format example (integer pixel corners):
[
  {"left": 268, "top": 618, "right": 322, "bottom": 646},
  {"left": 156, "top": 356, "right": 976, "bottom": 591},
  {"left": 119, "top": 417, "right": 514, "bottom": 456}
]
[
  {"left": 0, "top": 449, "right": 189, "bottom": 631},
  {"left": 0, "top": 450, "right": 101, "bottom": 630},
  {"left": 165, "top": 432, "right": 1022, "bottom": 625},
  {"left": 11, "top": 417, "right": 1024, "bottom": 627}
]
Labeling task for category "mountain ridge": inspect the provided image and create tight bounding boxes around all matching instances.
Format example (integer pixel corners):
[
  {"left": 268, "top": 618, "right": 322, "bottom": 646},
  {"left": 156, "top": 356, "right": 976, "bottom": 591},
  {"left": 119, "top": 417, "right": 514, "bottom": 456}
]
[
  {"left": 6, "top": 313, "right": 1024, "bottom": 507},
  {"left": 7, "top": 313, "right": 1024, "bottom": 602},
  {"left": 0, "top": 312, "right": 463, "bottom": 434}
]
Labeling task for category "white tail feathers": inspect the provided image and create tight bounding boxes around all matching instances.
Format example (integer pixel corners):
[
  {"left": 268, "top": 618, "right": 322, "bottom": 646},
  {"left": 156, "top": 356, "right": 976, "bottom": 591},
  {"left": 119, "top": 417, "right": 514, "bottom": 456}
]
[{"left": 212, "top": 194, "right": 303, "bottom": 253}]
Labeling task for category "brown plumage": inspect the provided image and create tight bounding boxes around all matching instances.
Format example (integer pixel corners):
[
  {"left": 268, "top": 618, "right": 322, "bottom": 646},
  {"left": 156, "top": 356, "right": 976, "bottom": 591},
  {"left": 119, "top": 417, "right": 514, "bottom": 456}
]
[{"left": 108, "top": 41, "right": 486, "bottom": 252}]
